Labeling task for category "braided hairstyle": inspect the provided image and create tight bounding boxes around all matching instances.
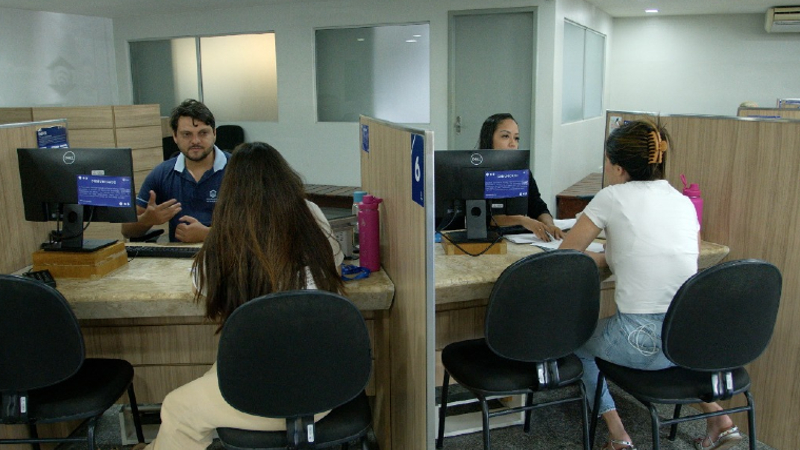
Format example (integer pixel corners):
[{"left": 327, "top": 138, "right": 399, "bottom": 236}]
[{"left": 605, "top": 119, "right": 670, "bottom": 181}]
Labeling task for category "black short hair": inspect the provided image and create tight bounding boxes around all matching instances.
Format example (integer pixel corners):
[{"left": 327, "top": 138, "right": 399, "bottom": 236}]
[{"left": 169, "top": 99, "right": 215, "bottom": 132}]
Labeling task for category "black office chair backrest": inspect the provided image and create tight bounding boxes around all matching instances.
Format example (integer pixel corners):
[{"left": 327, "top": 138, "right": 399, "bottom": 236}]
[
  {"left": 215, "top": 125, "right": 245, "bottom": 152},
  {"left": 663, "top": 259, "right": 781, "bottom": 371},
  {"left": 162, "top": 136, "right": 180, "bottom": 160},
  {"left": 485, "top": 250, "right": 600, "bottom": 362},
  {"left": 217, "top": 289, "right": 372, "bottom": 418},
  {"left": 0, "top": 275, "right": 84, "bottom": 392}
]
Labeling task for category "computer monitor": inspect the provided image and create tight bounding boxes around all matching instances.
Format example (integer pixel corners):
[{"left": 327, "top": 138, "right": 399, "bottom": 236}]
[
  {"left": 17, "top": 147, "right": 138, "bottom": 252},
  {"left": 435, "top": 149, "right": 530, "bottom": 242}
]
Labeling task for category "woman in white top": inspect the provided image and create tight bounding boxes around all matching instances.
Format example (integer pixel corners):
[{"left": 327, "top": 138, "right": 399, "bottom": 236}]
[
  {"left": 560, "top": 120, "right": 741, "bottom": 450},
  {"left": 136, "top": 142, "right": 345, "bottom": 450}
]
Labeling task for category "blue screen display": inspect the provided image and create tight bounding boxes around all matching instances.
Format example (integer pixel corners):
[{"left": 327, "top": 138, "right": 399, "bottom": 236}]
[
  {"left": 77, "top": 175, "right": 133, "bottom": 208},
  {"left": 484, "top": 169, "right": 529, "bottom": 199}
]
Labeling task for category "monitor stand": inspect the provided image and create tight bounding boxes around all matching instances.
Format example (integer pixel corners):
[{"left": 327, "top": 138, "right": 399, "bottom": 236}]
[
  {"left": 41, "top": 239, "right": 118, "bottom": 252},
  {"left": 443, "top": 230, "right": 500, "bottom": 245},
  {"left": 41, "top": 204, "right": 117, "bottom": 252}
]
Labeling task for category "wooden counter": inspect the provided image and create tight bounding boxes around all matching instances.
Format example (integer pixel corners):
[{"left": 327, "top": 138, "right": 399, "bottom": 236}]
[
  {"left": 434, "top": 239, "right": 730, "bottom": 389},
  {"left": 555, "top": 172, "right": 602, "bottom": 219},
  {"left": 304, "top": 184, "right": 361, "bottom": 209},
  {"left": 435, "top": 239, "right": 730, "bottom": 305},
  {"left": 51, "top": 255, "right": 395, "bottom": 403},
  {"left": 56, "top": 255, "right": 394, "bottom": 320}
]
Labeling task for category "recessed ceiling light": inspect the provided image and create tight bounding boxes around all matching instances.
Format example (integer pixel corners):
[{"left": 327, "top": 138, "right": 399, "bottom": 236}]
[
  {"left": 406, "top": 39, "right": 417, "bottom": 43},
  {"left": 412, "top": 34, "right": 422, "bottom": 38},
  {"left": 357, "top": 38, "right": 365, "bottom": 42},
  {"left": 645, "top": 9, "right": 659, "bottom": 13}
]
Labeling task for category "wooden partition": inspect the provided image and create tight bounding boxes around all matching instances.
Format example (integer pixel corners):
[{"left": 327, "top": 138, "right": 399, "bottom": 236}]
[
  {"left": 738, "top": 106, "right": 800, "bottom": 120},
  {"left": 0, "top": 108, "right": 34, "bottom": 124},
  {"left": 0, "top": 121, "right": 65, "bottom": 274},
  {"left": 606, "top": 111, "right": 800, "bottom": 449},
  {"left": 359, "top": 116, "right": 434, "bottom": 449},
  {"left": 0, "top": 105, "right": 163, "bottom": 243}
]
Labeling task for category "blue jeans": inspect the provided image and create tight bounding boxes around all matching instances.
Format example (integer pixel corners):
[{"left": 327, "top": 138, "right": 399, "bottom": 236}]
[{"left": 576, "top": 311, "right": 674, "bottom": 415}]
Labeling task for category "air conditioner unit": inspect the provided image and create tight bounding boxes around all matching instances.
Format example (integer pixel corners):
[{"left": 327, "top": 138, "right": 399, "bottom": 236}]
[{"left": 765, "top": 6, "right": 800, "bottom": 32}]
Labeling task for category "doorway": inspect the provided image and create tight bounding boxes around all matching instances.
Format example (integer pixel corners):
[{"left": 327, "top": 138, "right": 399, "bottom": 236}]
[{"left": 448, "top": 9, "right": 536, "bottom": 151}]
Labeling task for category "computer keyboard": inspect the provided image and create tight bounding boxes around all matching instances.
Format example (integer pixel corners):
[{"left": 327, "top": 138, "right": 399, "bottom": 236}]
[
  {"left": 126, "top": 245, "right": 200, "bottom": 259},
  {"left": 21, "top": 269, "right": 57, "bottom": 288},
  {"left": 494, "top": 225, "right": 529, "bottom": 235}
]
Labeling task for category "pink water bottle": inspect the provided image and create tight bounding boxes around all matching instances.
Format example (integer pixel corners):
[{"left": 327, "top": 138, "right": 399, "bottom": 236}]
[
  {"left": 358, "top": 194, "right": 383, "bottom": 272},
  {"left": 681, "top": 174, "right": 703, "bottom": 230}
]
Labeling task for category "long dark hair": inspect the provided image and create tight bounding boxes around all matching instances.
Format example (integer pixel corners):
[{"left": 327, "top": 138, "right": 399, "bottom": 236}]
[
  {"left": 478, "top": 113, "right": 516, "bottom": 149},
  {"left": 605, "top": 119, "right": 670, "bottom": 181},
  {"left": 193, "top": 142, "right": 344, "bottom": 328}
]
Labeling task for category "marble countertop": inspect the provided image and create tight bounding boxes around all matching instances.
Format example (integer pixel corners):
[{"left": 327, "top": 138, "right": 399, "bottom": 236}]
[
  {"left": 50, "top": 256, "right": 394, "bottom": 320},
  {"left": 435, "top": 239, "right": 730, "bottom": 305}
]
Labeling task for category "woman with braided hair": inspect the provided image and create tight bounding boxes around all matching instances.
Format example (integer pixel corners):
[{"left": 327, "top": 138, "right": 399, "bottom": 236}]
[{"left": 560, "top": 119, "right": 741, "bottom": 450}]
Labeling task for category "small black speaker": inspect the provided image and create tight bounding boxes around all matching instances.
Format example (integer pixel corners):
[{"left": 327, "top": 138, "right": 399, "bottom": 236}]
[{"left": 465, "top": 200, "right": 487, "bottom": 240}]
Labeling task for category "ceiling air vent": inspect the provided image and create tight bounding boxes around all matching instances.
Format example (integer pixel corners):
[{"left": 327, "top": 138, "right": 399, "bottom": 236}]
[{"left": 766, "top": 6, "right": 800, "bottom": 32}]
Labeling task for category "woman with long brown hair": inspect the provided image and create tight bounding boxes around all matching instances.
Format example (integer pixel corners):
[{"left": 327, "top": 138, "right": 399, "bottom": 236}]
[{"left": 136, "top": 142, "right": 344, "bottom": 450}]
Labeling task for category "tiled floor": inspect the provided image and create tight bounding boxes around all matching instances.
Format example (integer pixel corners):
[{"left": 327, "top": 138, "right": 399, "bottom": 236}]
[{"left": 57, "top": 385, "right": 775, "bottom": 450}]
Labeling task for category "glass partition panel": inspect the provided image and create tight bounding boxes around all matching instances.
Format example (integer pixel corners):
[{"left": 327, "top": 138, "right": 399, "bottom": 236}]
[
  {"left": 131, "top": 38, "right": 198, "bottom": 117},
  {"left": 130, "top": 33, "right": 277, "bottom": 121},
  {"left": 200, "top": 33, "right": 278, "bottom": 122},
  {"left": 316, "top": 23, "right": 430, "bottom": 123},
  {"left": 562, "top": 20, "right": 605, "bottom": 123},
  {"left": 562, "top": 21, "right": 585, "bottom": 123}
]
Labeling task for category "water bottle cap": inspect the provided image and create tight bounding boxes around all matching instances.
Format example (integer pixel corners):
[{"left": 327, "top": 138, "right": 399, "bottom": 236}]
[
  {"left": 353, "top": 190, "right": 367, "bottom": 203},
  {"left": 683, "top": 183, "right": 701, "bottom": 196},
  {"left": 360, "top": 194, "right": 383, "bottom": 209}
]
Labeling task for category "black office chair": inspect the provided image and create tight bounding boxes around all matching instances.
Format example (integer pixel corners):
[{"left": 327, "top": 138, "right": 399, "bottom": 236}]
[
  {"left": 436, "top": 250, "right": 600, "bottom": 450},
  {"left": 215, "top": 125, "right": 245, "bottom": 152},
  {"left": 162, "top": 135, "right": 180, "bottom": 160},
  {"left": 589, "top": 259, "right": 782, "bottom": 450},
  {"left": 0, "top": 274, "right": 144, "bottom": 449},
  {"left": 215, "top": 289, "right": 378, "bottom": 450}
]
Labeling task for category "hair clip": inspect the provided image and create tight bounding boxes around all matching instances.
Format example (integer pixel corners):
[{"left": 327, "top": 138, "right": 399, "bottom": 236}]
[{"left": 647, "top": 130, "right": 667, "bottom": 164}]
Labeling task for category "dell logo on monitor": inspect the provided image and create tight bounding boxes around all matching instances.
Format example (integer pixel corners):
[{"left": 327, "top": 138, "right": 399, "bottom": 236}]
[
  {"left": 469, "top": 152, "right": 484, "bottom": 166},
  {"left": 63, "top": 151, "right": 76, "bottom": 164}
]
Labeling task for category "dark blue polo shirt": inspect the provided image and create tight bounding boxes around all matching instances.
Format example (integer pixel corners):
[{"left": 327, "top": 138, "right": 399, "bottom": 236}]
[{"left": 136, "top": 146, "right": 230, "bottom": 242}]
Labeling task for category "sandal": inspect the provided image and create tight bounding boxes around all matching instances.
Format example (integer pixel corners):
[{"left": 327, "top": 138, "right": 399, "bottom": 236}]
[
  {"left": 601, "top": 439, "right": 637, "bottom": 450},
  {"left": 694, "top": 425, "right": 743, "bottom": 450}
]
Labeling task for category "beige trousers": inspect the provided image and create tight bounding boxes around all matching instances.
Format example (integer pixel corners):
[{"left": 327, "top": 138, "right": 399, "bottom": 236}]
[{"left": 144, "top": 363, "right": 328, "bottom": 450}]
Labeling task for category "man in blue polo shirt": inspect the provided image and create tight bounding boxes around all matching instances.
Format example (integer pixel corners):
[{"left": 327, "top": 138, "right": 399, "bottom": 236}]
[{"left": 121, "top": 99, "right": 231, "bottom": 243}]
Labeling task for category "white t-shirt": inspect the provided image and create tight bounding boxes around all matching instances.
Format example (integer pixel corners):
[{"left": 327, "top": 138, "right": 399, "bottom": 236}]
[
  {"left": 582, "top": 180, "right": 699, "bottom": 314},
  {"left": 306, "top": 200, "right": 345, "bottom": 269}
]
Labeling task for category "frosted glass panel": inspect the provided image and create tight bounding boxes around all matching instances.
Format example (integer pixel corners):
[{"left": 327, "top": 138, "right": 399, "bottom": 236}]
[
  {"left": 562, "top": 22, "right": 585, "bottom": 123},
  {"left": 130, "top": 33, "right": 277, "bottom": 121},
  {"left": 584, "top": 30, "right": 605, "bottom": 118},
  {"left": 316, "top": 24, "right": 430, "bottom": 123},
  {"left": 200, "top": 34, "right": 278, "bottom": 122},
  {"left": 562, "top": 21, "right": 605, "bottom": 123},
  {"left": 172, "top": 39, "right": 199, "bottom": 107},
  {"left": 131, "top": 38, "right": 198, "bottom": 116}
]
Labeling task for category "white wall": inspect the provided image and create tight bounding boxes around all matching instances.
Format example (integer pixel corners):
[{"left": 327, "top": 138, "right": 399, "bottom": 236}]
[
  {"left": 0, "top": 0, "right": 609, "bottom": 212},
  {"left": 608, "top": 14, "right": 800, "bottom": 115},
  {"left": 13, "top": 4, "right": 798, "bottom": 213},
  {"left": 0, "top": 8, "right": 117, "bottom": 107},
  {"left": 549, "top": 0, "right": 613, "bottom": 202},
  {"left": 111, "top": 0, "right": 572, "bottom": 195}
]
